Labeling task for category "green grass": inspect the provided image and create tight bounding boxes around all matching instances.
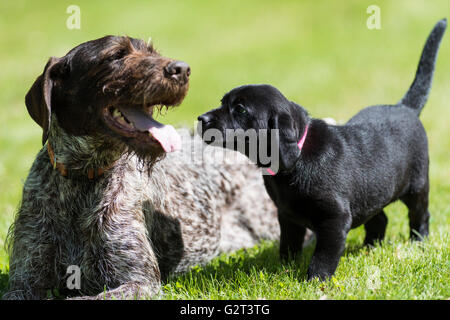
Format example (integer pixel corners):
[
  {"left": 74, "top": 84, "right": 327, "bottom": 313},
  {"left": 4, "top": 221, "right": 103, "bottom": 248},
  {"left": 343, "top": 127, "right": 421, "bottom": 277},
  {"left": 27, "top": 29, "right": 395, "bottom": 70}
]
[
  {"left": 163, "top": 204, "right": 450, "bottom": 300},
  {"left": 0, "top": 0, "right": 449, "bottom": 299}
]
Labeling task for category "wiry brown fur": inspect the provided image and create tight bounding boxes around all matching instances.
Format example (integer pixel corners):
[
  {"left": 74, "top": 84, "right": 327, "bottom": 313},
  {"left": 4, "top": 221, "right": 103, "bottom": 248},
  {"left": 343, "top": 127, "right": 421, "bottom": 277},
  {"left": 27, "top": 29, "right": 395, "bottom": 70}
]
[
  {"left": 4, "top": 119, "right": 281, "bottom": 299},
  {"left": 3, "top": 36, "right": 282, "bottom": 300},
  {"left": 99, "top": 37, "right": 189, "bottom": 108}
]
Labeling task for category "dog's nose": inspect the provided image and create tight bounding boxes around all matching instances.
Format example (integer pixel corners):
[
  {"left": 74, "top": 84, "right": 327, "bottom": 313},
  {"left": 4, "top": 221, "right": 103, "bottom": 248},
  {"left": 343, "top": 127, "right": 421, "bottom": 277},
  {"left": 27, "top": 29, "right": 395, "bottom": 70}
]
[
  {"left": 164, "top": 61, "right": 191, "bottom": 82},
  {"left": 198, "top": 114, "right": 213, "bottom": 124}
]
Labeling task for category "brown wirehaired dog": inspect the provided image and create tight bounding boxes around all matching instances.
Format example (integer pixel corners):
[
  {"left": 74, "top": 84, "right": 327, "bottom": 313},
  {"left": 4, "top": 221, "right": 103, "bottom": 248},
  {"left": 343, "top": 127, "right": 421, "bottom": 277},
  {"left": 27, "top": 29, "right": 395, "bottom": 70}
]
[{"left": 4, "top": 36, "right": 283, "bottom": 299}]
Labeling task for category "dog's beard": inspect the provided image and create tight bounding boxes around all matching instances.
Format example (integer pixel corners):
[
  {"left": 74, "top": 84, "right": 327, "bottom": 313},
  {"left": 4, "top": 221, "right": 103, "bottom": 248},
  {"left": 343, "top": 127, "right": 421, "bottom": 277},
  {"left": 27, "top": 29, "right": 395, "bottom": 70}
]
[{"left": 125, "top": 146, "right": 166, "bottom": 175}]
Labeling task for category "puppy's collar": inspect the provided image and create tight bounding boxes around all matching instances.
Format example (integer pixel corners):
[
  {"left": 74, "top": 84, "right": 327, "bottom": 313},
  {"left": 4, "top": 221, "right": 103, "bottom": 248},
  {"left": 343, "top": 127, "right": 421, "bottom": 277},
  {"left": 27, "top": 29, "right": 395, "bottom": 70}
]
[
  {"left": 267, "top": 124, "right": 309, "bottom": 176},
  {"left": 46, "top": 141, "right": 115, "bottom": 180},
  {"left": 297, "top": 123, "right": 309, "bottom": 151}
]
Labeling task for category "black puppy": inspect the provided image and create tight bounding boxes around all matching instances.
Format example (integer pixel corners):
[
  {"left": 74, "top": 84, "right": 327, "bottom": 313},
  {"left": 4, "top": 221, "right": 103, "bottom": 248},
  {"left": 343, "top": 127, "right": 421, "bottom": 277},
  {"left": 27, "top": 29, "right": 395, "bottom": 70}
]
[{"left": 198, "top": 19, "right": 447, "bottom": 280}]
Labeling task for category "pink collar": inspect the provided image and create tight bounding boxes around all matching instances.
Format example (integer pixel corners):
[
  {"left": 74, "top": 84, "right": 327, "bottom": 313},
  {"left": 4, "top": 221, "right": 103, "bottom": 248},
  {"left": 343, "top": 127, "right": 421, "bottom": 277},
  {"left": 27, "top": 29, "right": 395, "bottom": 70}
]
[
  {"left": 267, "top": 124, "right": 309, "bottom": 176},
  {"left": 297, "top": 123, "right": 309, "bottom": 151}
]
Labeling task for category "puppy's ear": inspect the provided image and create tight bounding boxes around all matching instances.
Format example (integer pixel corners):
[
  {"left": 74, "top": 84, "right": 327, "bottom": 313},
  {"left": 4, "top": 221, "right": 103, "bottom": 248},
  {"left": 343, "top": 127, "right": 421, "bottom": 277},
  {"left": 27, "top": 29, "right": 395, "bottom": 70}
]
[
  {"left": 25, "top": 57, "right": 61, "bottom": 145},
  {"left": 269, "top": 112, "right": 301, "bottom": 171}
]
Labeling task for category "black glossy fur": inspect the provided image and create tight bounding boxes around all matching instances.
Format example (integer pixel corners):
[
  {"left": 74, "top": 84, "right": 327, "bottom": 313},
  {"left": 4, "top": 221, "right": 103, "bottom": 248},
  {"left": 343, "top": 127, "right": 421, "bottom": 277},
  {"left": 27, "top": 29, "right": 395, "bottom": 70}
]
[{"left": 198, "top": 19, "right": 447, "bottom": 280}]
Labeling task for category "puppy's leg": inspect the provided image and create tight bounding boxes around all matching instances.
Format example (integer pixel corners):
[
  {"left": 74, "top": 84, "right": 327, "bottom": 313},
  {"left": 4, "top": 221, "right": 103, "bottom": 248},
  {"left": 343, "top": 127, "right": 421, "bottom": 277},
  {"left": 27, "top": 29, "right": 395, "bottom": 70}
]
[
  {"left": 278, "top": 213, "right": 306, "bottom": 261},
  {"left": 307, "top": 217, "right": 351, "bottom": 280},
  {"left": 402, "top": 188, "right": 430, "bottom": 241},
  {"left": 363, "top": 211, "right": 388, "bottom": 246}
]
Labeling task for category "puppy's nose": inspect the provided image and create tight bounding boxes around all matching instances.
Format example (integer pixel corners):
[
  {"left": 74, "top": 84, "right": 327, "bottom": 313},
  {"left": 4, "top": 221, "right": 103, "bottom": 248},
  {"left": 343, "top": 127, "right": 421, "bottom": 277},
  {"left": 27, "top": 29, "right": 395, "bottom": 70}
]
[
  {"left": 198, "top": 114, "right": 213, "bottom": 124},
  {"left": 164, "top": 61, "right": 191, "bottom": 82}
]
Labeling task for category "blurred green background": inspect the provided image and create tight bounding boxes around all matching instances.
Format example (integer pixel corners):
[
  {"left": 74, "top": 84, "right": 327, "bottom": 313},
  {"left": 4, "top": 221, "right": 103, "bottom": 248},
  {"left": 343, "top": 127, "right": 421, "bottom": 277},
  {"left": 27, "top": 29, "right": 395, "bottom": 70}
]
[{"left": 0, "top": 0, "right": 449, "bottom": 287}]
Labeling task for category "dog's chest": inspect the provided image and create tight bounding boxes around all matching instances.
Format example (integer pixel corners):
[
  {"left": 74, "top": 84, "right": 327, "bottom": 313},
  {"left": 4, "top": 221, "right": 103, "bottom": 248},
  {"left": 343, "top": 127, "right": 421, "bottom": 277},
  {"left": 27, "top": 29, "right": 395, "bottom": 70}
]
[
  {"left": 263, "top": 175, "right": 318, "bottom": 228},
  {"left": 37, "top": 174, "right": 122, "bottom": 260},
  {"left": 52, "top": 178, "right": 101, "bottom": 245}
]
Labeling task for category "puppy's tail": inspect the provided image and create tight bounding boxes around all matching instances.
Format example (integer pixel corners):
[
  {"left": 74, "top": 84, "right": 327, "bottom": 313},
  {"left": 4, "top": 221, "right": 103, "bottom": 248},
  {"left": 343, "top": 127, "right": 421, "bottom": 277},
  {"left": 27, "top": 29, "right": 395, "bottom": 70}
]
[{"left": 399, "top": 18, "right": 447, "bottom": 115}]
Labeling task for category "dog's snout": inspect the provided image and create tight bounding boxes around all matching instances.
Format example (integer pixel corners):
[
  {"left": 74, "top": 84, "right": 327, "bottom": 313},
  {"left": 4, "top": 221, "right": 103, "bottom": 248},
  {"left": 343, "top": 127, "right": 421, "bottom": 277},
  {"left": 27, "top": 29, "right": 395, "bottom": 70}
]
[
  {"left": 197, "top": 114, "right": 213, "bottom": 124},
  {"left": 164, "top": 61, "right": 191, "bottom": 82}
]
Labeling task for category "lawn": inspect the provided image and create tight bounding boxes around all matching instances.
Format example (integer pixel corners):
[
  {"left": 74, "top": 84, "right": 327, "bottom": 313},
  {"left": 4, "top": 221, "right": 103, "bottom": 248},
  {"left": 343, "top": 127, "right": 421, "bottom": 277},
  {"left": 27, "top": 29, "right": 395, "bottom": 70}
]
[{"left": 0, "top": 0, "right": 449, "bottom": 299}]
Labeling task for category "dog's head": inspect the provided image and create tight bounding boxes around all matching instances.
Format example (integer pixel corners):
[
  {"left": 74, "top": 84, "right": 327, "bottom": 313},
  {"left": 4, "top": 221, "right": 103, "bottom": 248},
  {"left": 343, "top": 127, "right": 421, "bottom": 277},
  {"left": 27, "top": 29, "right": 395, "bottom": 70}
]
[
  {"left": 198, "top": 84, "right": 309, "bottom": 171},
  {"left": 26, "top": 35, "right": 190, "bottom": 160}
]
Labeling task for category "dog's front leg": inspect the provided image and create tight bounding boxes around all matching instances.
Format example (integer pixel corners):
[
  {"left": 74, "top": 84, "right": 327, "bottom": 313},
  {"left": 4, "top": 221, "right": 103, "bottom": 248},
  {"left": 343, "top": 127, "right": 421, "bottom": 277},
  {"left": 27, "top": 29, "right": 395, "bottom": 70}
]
[
  {"left": 307, "top": 216, "right": 351, "bottom": 280},
  {"left": 278, "top": 212, "right": 307, "bottom": 261},
  {"left": 68, "top": 282, "right": 160, "bottom": 300},
  {"left": 75, "top": 243, "right": 162, "bottom": 300},
  {"left": 77, "top": 206, "right": 163, "bottom": 300}
]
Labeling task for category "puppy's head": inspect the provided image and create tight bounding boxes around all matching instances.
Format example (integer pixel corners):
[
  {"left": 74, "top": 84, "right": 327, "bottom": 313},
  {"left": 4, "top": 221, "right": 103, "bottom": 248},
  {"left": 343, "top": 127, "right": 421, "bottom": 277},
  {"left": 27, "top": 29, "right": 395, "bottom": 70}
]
[
  {"left": 26, "top": 35, "right": 190, "bottom": 160},
  {"left": 198, "top": 84, "right": 309, "bottom": 171}
]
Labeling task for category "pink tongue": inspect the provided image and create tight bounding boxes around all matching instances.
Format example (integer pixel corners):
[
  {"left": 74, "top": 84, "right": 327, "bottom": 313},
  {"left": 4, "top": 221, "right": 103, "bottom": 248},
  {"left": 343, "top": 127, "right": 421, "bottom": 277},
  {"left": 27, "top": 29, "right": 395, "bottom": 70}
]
[
  {"left": 149, "top": 124, "right": 181, "bottom": 153},
  {"left": 119, "top": 107, "right": 181, "bottom": 153}
]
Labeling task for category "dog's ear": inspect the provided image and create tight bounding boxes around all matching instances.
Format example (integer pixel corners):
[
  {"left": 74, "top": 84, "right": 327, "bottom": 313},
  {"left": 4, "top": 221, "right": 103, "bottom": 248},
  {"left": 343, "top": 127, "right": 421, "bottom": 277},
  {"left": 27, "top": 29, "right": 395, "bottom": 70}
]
[
  {"left": 269, "top": 112, "right": 301, "bottom": 171},
  {"left": 25, "top": 57, "right": 61, "bottom": 145}
]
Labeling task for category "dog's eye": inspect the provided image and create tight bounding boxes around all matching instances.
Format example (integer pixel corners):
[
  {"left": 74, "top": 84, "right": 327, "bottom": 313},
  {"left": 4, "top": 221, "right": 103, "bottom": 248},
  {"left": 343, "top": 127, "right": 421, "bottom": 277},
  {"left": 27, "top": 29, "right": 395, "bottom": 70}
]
[
  {"left": 107, "top": 49, "right": 126, "bottom": 61},
  {"left": 234, "top": 104, "right": 247, "bottom": 114},
  {"left": 115, "top": 49, "right": 127, "bottom": 59}
]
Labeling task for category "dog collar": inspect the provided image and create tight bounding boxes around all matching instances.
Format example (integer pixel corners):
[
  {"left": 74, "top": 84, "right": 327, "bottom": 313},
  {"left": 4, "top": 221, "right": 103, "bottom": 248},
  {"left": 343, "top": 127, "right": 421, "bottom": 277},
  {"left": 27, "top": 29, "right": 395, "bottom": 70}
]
[
  {"left": 297, "top": 123, "right": 309, "bottom": 151},
  {"left": 46, "top": 141, "right": 115, "bottom": 180},
  {"left": 267, "top": 124, "right": 309, "bottom": 176}
]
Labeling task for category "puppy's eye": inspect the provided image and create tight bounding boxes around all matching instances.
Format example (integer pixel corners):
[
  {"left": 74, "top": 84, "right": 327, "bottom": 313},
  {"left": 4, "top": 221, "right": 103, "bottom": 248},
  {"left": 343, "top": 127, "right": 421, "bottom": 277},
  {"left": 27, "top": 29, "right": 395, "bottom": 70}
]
[{"left": 234, "top": 104, "right": 247, "bottom": 114}]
